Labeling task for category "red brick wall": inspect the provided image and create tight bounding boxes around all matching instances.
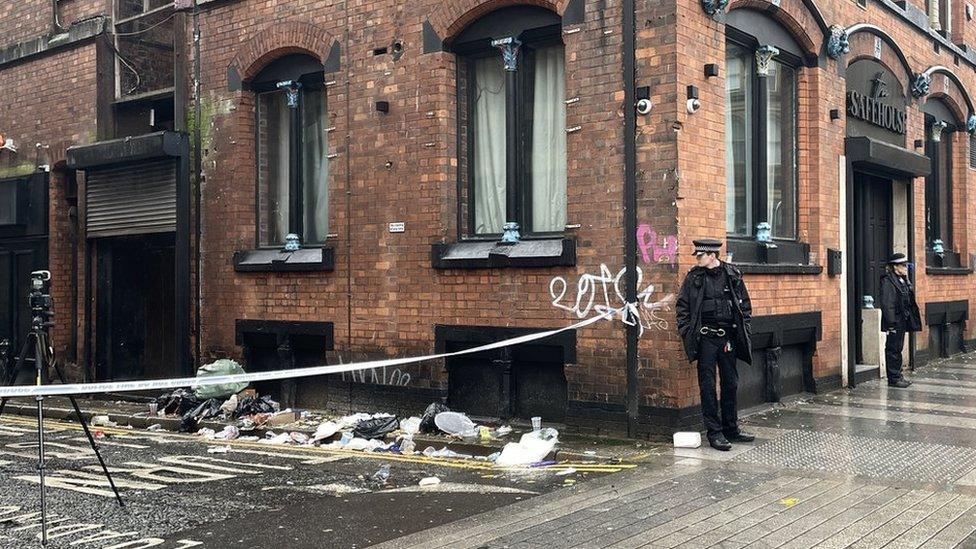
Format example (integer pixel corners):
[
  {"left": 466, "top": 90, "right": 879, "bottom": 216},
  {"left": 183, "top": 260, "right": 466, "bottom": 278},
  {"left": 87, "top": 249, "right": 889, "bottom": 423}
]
[
  {"left": 0, "top": 40, "right": 100, "bottom": 378},
  {"left": 190, "top": 0, "right": 976, "bottom": 422},
  {"left": 0, "top": 0, "right": 108, "bottom": 45},
  {"left": 195, "top": 0, "right": 660, "bottom": 416}
]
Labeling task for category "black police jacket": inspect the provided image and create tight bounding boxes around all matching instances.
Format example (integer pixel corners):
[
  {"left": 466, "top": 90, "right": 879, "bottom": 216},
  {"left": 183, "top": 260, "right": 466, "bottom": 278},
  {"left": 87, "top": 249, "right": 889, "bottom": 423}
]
[
  {"left": 880, "top": 272, "right": 922, "bottom": 333},
  {"left": 675, "top": 262, "right": 753, "bottom": 364}
]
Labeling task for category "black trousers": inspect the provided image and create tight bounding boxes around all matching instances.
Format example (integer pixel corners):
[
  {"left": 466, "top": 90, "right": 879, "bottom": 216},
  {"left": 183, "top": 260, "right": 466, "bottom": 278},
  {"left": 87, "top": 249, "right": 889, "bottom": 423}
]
[
  {"left": 697, "top": 334, "right": 739, "bottom": 439},
  {"left": 885, "top": 329, "right": 906, "bottom": 383}
]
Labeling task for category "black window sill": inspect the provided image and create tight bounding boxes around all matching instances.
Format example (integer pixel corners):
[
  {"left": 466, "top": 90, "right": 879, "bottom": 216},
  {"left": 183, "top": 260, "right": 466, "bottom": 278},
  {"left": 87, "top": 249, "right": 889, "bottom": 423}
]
[
  {"left": 431, "top": 237, "right": 576, "bottom": 269},
  {"left": 727, "top": 238, "right": 818, "bottom": 274},
  {"left": 735, "top": 263, "right": 824, "bottom": 275},
  {"left": 233, "top": 247, "right": 335, "bottom": 272},
  {"left": 926, "top": 250, "right": 962, "bottom": 269},
  {"left": 926, "top": 267, "right": 973, "bottom": 275}
]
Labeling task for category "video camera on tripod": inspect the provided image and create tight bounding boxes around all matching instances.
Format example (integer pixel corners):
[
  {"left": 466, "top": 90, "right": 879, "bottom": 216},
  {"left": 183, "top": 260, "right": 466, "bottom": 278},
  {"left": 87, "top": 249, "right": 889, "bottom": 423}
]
[
  {"left": 28, "top": 270, "right": 54, "bottom": 329},
  {"left": 0, "top": 269, "right": 123, "bottom": 545}
]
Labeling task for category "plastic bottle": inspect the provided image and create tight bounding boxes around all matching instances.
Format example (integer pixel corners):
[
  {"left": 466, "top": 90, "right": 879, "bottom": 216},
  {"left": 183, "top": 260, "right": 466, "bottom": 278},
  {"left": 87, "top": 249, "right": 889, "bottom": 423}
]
[{"left": 399, "top": 435, "right": 416, "bottom": 455}]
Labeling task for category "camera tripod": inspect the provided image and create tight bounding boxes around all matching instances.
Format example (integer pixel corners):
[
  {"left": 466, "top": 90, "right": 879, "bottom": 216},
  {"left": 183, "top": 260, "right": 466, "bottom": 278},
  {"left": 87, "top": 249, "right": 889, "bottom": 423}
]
[{"left": 0, "top": 285, "right": 123, "bottom": 545}]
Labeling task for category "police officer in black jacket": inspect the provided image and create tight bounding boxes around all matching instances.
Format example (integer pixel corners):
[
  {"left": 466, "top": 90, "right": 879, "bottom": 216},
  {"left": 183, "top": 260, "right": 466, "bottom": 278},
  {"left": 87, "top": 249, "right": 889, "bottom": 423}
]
[
  {"left": 675, "top": 239, "right": 755, "bottom": 451},
  {"left": 880, "top": 253, "right": 921, "bottom": 388}
]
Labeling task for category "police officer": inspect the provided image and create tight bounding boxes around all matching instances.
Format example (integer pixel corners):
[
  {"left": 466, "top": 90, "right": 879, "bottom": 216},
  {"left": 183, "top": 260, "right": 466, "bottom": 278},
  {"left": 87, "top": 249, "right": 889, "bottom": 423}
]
[
  {"left": 880, "top": 253, "right": 921, "bottom": 388},
  {"left": 675, "top": 239, "right": 755, "bottom": 451}
]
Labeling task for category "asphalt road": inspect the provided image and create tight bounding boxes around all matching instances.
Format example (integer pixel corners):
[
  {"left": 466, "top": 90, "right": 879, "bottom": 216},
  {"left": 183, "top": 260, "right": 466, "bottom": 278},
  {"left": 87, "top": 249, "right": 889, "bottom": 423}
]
[{"left": 0, "top": 414, "right": 631, "bottom": 549}]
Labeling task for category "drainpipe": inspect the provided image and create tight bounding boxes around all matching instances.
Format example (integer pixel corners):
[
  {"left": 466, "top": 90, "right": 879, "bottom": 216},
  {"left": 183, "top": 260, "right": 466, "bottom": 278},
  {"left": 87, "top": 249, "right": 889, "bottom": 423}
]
[
  {"left": 193, "top": 2, "right": 203, "bottom": 370},
  {"left": 51, "top": 0, "right": 65, "bottom": 34},
  {"left": 622, "top": 0, "right": 639, "bottom": 437}
]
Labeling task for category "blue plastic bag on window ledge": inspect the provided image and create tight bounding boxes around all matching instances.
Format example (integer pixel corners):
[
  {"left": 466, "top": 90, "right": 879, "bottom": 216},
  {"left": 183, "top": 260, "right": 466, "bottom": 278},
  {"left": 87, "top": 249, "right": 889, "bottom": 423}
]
[{"left": 193, "top": 359, "right": 249, "bottom": 400}]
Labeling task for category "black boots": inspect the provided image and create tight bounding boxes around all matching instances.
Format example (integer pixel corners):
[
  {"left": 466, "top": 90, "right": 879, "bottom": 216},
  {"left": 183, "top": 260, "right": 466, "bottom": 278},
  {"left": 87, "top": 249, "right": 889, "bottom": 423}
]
[
  {"left": 725, "top": 431, "right": 756, "bottom": 443},
  {"left": 888, "top": 379, "right": 912, "bottom": 388},
  {"left": 708, "top": 434, "right": 732, "bottom": 451},
  {"left": 707, "top": 431, "right": 756, "bottom": 451}
]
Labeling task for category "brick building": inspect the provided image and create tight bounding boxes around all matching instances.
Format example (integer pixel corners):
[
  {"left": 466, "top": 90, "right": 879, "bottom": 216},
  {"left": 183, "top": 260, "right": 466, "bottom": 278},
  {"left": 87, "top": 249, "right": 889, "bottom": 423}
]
[{"left": 1, "top": 0, "right": 974, "bottom": 436}]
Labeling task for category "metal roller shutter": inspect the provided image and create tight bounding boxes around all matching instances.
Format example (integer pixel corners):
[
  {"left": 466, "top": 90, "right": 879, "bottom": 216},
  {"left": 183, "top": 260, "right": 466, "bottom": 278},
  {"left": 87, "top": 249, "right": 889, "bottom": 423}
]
[{"left": 85, "top": 158, "right": 176, "bottom": 237}]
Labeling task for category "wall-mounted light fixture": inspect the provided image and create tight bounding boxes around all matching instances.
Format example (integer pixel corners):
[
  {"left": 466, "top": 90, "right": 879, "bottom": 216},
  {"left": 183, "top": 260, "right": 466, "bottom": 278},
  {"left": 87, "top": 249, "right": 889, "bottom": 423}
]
[{"left": 704, "top": 64, "right": 719, "bottom": 78}]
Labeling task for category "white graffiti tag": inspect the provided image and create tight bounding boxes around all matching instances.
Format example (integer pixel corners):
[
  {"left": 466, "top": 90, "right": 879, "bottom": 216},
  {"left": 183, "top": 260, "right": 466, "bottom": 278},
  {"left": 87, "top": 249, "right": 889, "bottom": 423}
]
[{"left": 549, "top": 265, "right": 674, "bottom": 336}]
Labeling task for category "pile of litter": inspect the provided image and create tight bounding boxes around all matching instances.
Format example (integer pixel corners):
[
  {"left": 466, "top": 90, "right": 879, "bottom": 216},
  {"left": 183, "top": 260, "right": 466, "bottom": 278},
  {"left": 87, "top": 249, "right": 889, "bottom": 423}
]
[{"left": 143, "top": 361, "right": 561, "bottom": 468}]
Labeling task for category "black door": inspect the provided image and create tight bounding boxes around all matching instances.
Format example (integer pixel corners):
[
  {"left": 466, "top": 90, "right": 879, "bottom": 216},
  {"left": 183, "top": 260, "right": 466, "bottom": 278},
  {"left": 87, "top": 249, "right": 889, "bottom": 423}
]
[
  {"left": 0, "top": 241, "right": 48, "bottom": 362},
  {"left": 854, "top": 173, "right": 892, "bottom": 363},
  {"left": 95, "top": 234, "right": 175, "bottom": 381}
]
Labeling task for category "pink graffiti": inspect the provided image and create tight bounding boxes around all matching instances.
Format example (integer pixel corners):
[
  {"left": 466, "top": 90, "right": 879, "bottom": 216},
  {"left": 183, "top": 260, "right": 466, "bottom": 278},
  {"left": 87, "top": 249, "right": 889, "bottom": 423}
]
[{"left": 637, "top": 225, "right": 678, "bottom": 264}]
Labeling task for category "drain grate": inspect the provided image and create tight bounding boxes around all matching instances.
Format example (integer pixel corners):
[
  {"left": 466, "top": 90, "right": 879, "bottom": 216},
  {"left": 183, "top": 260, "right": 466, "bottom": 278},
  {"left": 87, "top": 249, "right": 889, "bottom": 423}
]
[{"left": 733, "top": 429, "right": 976, "bottom": 483}]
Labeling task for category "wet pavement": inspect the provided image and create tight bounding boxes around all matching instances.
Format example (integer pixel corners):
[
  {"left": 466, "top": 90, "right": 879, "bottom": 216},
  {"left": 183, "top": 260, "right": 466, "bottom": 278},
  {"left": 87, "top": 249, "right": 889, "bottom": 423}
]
[
  {"left": 0, "top": 412, "right": 633, "bottom": 548},
  {"left": 375, "top": 352, "right": 976, "bottom": 548}
]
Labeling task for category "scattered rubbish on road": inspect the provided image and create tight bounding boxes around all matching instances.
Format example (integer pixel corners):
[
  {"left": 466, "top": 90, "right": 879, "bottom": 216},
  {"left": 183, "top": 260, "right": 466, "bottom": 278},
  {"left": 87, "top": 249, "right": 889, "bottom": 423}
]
[
  {"left": 312, "top": 421, "right": 339, "bottom": 442},
  {"left": 372, "top": 464, "right": 391, "bottom": 485},
  {"left": 337, "top": 412, "right": 374, "bottom": 429},
  {"left": 214, "top": 425, "right": 240, "bottom": 440},
  {"left": 234, "top": 395, "right": 280, "bottom": 418},
  {"left": 494, "top": 425, "right": 513, "bottom": 437},
  {"left": 219, "top": 394, "right": 238, "bottom": 416},
  {"left": 418, "top": 476, "right": 441, "bottom": 487},
  {"left": 75, "top": 396, "right": 610, "bottom": 474},
  {"left": 434, "top": 411, "right": 475, "bottom": 436},
  {"left": 305, "top": 483, "right": 370, "bottom": 497},
  {"left": 91, "top": 415, "right": 117, "bottom": 428},
  {"left": 422, "top": 446, "right": 463, "bottom": 459},
  {"left": 495, "top": 429, "right": 559, "bottom": 467},
  {"left": 194, "top": 359, "right": 248, "bottom": 399},
  {"left": 354, "top": 415, "right": 399, "bottom": 440},
  {"left": 260, "top": 432, "right": 292, "bottom": 445},
  {"left": 268, "top": 410, "right": 301, "bottom": 427},
  {"left": 398, "top": 434, "right": 415, "bottom": 455},
  {"left": 207, "top": 445, "right": 231, "bottom": 454},
  {"left": 420, "top": 402, "right": 450, "bottom": 433},
  {"left": 399, "top": 416, "right": 421, "bottom": 435}
]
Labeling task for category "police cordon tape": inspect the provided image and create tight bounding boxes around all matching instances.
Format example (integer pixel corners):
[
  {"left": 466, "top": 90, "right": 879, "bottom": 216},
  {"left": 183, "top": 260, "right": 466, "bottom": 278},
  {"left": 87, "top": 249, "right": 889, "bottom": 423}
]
[{"left": 0, "top": 307, "right": 625, "bottom": 399}]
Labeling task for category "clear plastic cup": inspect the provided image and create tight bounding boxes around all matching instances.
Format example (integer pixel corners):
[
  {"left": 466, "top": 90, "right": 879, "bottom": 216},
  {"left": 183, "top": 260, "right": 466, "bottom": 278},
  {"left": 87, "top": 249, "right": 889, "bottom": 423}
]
[{"left": 531, "top": 416, "right": 542, "bottom": 431}]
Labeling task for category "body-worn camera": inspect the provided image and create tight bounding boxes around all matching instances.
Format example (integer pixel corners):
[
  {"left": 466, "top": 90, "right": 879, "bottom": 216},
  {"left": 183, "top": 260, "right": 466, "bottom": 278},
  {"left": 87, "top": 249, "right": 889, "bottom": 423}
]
[{"left": 29, "top": 270, "right": 53, "bottom": 325}]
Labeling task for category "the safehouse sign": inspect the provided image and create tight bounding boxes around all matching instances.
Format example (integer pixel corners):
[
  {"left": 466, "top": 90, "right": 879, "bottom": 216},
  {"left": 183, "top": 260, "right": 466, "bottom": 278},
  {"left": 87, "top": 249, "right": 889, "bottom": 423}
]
[{"left": 847, "top": 70, "right": 906, "bottom": 135}]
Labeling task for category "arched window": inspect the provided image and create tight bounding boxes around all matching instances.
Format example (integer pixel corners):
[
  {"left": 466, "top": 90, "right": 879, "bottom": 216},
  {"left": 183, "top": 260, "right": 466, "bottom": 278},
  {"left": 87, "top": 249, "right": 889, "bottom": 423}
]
[
  {"left": 923, "top": 99, "right": 959, "bottom": 255},
  {"left": 252, "top": 53, "right": 329, "bottom": 246},
  {"left": 451, "top": 6, "right": 567, "bottom": 237},
  {"left": 724, "top": 11, "right": 801, "bottom": 240}
]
